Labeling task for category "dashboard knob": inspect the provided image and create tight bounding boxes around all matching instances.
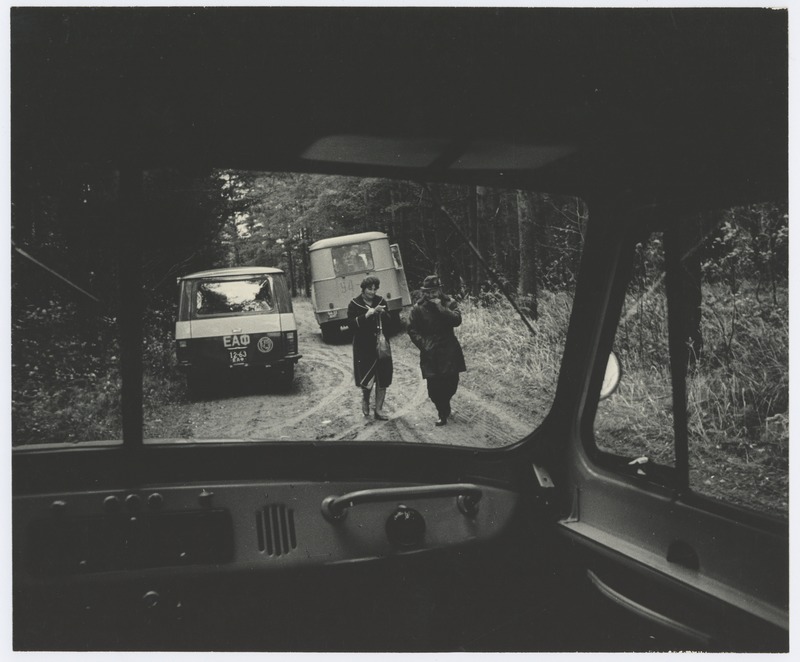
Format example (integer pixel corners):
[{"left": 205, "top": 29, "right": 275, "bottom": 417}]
[
  {"left": 147, "top": 493, "right": 164, "bottom": 510},
  {"left": 125, "top": 493, "right": 142, "bottom": 512},
  {"left": 50, "top": 500, "right": 67, "bottom": 517},
  {"left": 142, "top": 590, "right": 160, "bottom": 609},
  {"left": 198, "top": 489, "right": 214, "bottom": 508},
  {"left": 103, "top": 495, "right": 122, "bottom": 514},
  {"left": 385, "top": 505, "right": 425, "bottom": 548}
]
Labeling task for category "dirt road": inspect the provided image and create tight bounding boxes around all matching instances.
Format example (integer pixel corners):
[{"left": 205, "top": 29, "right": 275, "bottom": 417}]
[{"left": 145, "top": 300, "right": 534, "bottom": 448}]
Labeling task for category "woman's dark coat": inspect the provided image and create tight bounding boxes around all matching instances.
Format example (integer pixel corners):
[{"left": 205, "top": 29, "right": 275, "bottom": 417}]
[
  {"left": 347, "top": 294, "right": 393, "bottom": 388},
  {"left": 407, "top": 295, "right": 466, "bottom": 379}
]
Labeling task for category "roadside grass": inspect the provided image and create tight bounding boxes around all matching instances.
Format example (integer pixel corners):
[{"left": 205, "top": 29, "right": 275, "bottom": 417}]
[
  {"left": 595, "top": 280, "right": 788, "bottom": 516},
  {"left": 457, "top": 281, "right": 788, "bottom": 517},
  {"left": 458, "top": 290, "right": 570, "bottom": 425}
]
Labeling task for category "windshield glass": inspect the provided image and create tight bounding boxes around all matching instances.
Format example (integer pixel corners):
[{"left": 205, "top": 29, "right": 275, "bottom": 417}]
[
  {"left": 332, "top": 243, "right": 374, "bottom": 276},
  {"left": 195, "top": 278, "right": 275, "bottom": 316},
  {"left": 12, "top": 170, "right": 586, "bottom": 448}
]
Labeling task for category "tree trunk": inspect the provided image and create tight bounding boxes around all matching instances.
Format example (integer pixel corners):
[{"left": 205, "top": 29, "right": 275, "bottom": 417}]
[
  {"left": 467, "top": 185, "right": 479, "bottom": 295},
  {"left": 434, "top": 204, "right": 454, "bottom": 292},
  {"left": 388, "top": 185, "right": 397, "bottom": 240},
  {"left": 301, "top": 227, "right": 311, "bottom": 297},
  {"left": 287, "top": 244, "right": 296, "bottom": 297},
  {"left": 516, "top": 190, "right": 538, "bottom": 319}
]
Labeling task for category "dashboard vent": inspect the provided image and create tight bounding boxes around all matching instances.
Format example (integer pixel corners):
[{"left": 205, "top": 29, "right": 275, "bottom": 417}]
[{"left": 256, "top": 504, "right": 297, "bottom": 556}]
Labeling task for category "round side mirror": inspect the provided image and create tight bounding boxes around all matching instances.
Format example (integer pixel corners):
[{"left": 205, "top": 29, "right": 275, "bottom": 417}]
[{"left": 599, "top": 351, "right": 622, "bottom": 400}]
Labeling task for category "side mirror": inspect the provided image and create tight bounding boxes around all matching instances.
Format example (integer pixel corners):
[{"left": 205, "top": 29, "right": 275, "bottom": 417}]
[{"left": 599, "top": 351, "right": 622, "bottom": 401}]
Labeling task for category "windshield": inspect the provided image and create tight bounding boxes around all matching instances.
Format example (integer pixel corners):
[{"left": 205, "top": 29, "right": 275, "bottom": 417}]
[
  {"left": 194, "top": 278, "right": 275, "bottom": 316},
  {"left": 12, "top": 171, "right": 586, "bottom": 449},
  {"left": 332, "top": 243, "right": 374, "bottom": 276}
]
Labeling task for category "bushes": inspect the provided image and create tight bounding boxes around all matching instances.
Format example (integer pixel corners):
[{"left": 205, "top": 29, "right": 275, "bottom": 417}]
[
  {"left": 11, "top": 294, "right": 184, "bottom": 446},
  {"left": 595, "top": 278, "right": 788, "bottom": 516},
  {"left": 12, "top": 297, "right": 122, "bottom": 445}
]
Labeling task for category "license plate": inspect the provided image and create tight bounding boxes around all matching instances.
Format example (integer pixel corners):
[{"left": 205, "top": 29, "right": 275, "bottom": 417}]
[{"left": 229, "top": 349, "right": 248, "bottom": 365}]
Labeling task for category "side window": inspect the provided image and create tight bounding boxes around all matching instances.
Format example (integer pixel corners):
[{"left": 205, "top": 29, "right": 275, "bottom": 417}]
[
  {"left": 390, "top": 244, "right": 403, "bottom": 269},
  {"left": 594, "top": 233, "right": 675, "bottom": 467},
  {"left": 595, "top": 203, "right": 788, "bottom": 518}
]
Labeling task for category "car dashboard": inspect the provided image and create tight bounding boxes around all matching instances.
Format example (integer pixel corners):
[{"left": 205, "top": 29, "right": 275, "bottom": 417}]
[
  {"left": 13, "top": 450, "right": 562, "bottom": 652},
  {"left": 16, "top": 480, "right": 518, "bottom": 577}
]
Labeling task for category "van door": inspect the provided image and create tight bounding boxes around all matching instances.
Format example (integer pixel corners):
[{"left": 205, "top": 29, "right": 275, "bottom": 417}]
[{"left": 556, "top": 207, "right": 788, "bottom": 651}]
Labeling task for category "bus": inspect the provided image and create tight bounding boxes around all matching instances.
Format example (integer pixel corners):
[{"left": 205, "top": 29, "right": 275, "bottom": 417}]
[{"left": 308, "top": 231, "right": 411, "bottom": 342}]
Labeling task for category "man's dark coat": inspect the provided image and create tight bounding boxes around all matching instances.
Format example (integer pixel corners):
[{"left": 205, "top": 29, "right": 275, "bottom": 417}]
[{"left": 408, "top": 296, "right": 466, "bottom": 379}]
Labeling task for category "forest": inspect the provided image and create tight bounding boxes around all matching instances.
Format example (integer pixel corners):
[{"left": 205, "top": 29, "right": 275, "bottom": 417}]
[{"left": 11, "top": 166, "right": 789, "bottom": 517}]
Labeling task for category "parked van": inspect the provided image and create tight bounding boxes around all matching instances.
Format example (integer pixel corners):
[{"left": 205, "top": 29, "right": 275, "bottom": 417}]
[
  {"left": 175, "top": 267, "right": 301, "bottom": 396},
  {"left": 308, "top": 231, "right": 412, "bottom": 342}
]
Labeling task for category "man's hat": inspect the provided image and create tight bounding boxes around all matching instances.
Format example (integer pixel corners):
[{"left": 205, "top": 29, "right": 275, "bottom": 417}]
[{"left": 421, "top": 275, "right": 441, "bottom": 291}]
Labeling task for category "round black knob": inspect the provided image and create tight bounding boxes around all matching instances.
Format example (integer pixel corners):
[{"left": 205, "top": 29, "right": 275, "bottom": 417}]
[
  {"left": 103, "top": 495, "right": 121, "bottom": 514},
  {"left": 125, "top": 493, "right": 142, "bottom": 512},
  {"left": 142, "top": 590, "right": 160, "bottom": 609},
  {"left": 147, "top": 493, "right": 164, "bottom": 510},
  {"left": 385, "top": 505, "right": 426, "bottom": 548},
  {"left": 198, "top": 489, "right": 214, "bottom": 508}
]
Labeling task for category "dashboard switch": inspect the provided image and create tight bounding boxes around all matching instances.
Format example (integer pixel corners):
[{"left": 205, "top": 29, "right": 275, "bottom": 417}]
[
  {"left": 50, "top": 500, "right": 67, "bottom": 517},
  {"left": 147, "top": 493, "right": 164, "bottom": 510},
  {"left": 103, "top": 495, "right": 121, "bottom": 514},
  {"left": 142, "top": 590, "right": 160, "bottom": 609},
  {"left": 386, "top": 505, "right": 426, "bottom": 549},
  {"left": 198, "top": 489, "right": 214, "bottom": 508},
  {"left": 125, "top": 494, "right": 142, "bottom": 512}
]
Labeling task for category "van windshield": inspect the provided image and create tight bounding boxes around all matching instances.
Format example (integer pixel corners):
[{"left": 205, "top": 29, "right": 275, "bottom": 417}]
[{"left": 195, "top": 278, "right": 274, "bottom": 316}]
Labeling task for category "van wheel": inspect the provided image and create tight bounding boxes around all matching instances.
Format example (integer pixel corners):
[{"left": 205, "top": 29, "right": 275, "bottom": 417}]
[
  {"left": 276, "top": 364, "right": 295, "bottom": 390},
  {"left": 320, "top": 323, "right": 337, "bottom": 343}
]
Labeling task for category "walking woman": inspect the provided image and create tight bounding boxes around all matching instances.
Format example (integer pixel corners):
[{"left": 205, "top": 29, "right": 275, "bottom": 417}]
[
  {"left": 347, "top": 276, "right": 393, "bottom": 420},
  {"left": 408, "top": 275, "right": 466, "bottom": 426}
]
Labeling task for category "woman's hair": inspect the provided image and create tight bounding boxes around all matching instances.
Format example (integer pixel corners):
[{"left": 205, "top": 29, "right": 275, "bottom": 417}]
[{"left": 360, "top": 276, "right": 380, "bottom": 291}]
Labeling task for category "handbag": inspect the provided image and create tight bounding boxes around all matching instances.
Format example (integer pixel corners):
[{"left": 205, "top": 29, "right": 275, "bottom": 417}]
[{"left": 376, "top": 316, "right": 392, "bottom": 362}]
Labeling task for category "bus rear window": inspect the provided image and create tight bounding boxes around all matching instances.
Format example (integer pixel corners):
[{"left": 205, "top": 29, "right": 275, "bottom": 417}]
[
  {"left": 195, "top": 278, "right": 274, "bottom": 316},
  {"left": 332, "top": 243, "right": 374, "bottom": 275}
]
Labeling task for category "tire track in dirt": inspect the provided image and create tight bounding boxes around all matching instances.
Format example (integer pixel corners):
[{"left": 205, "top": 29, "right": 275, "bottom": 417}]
[{"left": 147, "top": 299, "right": 538, "bottom": 448}]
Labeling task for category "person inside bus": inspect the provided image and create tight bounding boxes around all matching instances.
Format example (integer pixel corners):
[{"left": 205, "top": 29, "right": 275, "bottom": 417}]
[
  {"left": 347, "top": 276, "right": 393, "bottom": 420},
  {"left": 407, "top": 275, "right": 466, "bottom": 426}
]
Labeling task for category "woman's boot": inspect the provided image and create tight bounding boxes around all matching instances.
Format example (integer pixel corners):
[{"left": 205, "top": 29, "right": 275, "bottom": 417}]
[
  {"left": 374, "top": 387, "right": 388, "bottom": 420},
  {"left": 361, "top": 387, "right": 371, "bottom": 417}
]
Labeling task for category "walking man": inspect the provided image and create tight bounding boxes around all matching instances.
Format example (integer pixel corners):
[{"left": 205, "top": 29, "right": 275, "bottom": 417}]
[{"left": 408, "top": 275, "right": 466, "bottom": 426}]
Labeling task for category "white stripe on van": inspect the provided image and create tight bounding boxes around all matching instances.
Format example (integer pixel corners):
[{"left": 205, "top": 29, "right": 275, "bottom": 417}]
[
  {"left": 279, "top": 313, "right": 297, "bottom": 331},
  {"left": 188, "top": 315, "right": 283, "bottom": 339},
  {"left": 175, "top": 321, "right": 192, "bottom": 340}
]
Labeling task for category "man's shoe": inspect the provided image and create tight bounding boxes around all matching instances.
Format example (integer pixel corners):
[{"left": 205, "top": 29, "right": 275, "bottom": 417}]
[{"left": 435, "top": 418, "right": 447, "bottom": 426}]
